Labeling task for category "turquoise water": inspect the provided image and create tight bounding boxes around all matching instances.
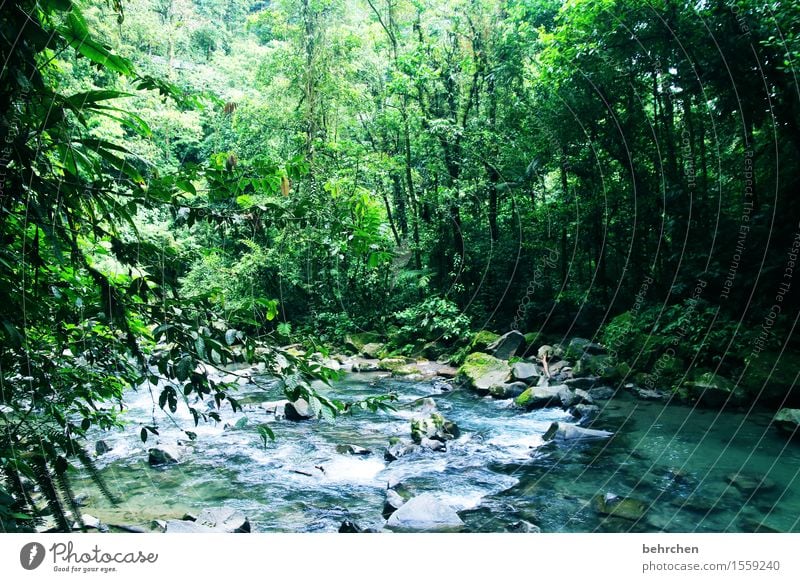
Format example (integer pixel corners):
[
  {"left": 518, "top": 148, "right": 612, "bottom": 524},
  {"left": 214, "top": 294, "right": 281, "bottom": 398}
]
[{"left": 75, "top": 373, "right": 800, "bottom": 532}]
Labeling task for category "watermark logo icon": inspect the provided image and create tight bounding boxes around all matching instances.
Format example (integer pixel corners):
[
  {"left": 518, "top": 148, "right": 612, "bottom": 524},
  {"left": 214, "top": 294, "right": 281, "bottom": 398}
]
[{"left": 20, "top": 542, "right": 46, "bottom": 570}]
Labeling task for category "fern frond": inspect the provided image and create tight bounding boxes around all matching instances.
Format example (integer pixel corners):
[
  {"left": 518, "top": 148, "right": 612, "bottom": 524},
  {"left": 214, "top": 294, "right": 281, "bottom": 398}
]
[
  {"left": 54, "top": 468, "right": 84, "bottom": 532},
  {"left": 75, "top": 446, "right": 119, "bottom": 505},
  {"left": 30, "top": 457, "right": 70, "bottom": 532}
]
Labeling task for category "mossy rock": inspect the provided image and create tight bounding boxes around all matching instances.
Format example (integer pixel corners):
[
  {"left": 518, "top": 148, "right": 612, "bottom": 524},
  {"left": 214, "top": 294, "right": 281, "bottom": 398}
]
[
  {"left": 345, "top": 332, "right": 382, "bottom": 354},
  {"left": 593, "top": 494, "right": 647, "bottom": 521},
  {"left": 683, "top": 371, "right": 746, "bottom": 407},
  {"left": 456, "top": 352, "right": 511, "bottom": 393},
  {"left": 411, "top": 413, "right": 459, "bottom": 443},
  {"left": 772, "top": 408, "right": 800, "bottom": 436},
  {"left": 379, "top": 357, "right": 412, "bottom": 373},
  {"left": 523, "top": 332, "right": 541, "bottom": 349},
  {"left": 573, "top": 354, "right": 612, "bottom": 378},
  {"left": 469, "top": 330, "right": 501, "bottom": 352}
]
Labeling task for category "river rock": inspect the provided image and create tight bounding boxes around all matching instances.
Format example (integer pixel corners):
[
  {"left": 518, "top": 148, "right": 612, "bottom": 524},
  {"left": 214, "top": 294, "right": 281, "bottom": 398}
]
[
  {"left": 410, "top": 413, "right": 459, "bottom": 443},
  {"left": 487, "top": 331, "right": 525, "bottom": 360},
  {"left": 285, "top": 398, "right": 314, "bottom": 421},
  {"left": 569, "top": 404, "right": 601, "bottom": 422},
  {"left": 772, "top": 408, "right": 800, "bottom": 436},
  {"left": 457, "top": 352, "right": 512, "bottom": 393},
  {"left": 432, "top": 379, "right": 453, "bottom": 392},
  {"left": 165, "top": 508, "right": 250, "bottom": 533},
  {"left": 542, "top": 421, "right": 613, "bottom": 441},
  {"left": 565, "top": 376, "right": 601, "bottom": 390},
  {"left": 384, "top": 442, "right": 419, "bottom": 462},
  {"left": 470, "top": 330, "right": 501, "bottom": 352},
  {"left": 420, "top": 437, "right": 446, "bottom": 451},
  {"left": 505, "top": 520, "right": 541, "bottom": 533},
  {"left": 573, "top": 388, "right": 593, "bottom": 404},
  {"left": 537, "top": 344, "right": 564, "bottom": 360},
  {"left": 588, "top": 386, "right": 615, "bottom": 400},
  {"left": 511, "top": 361, "right": 541, "bottom": 383},
  {"left": 197, "top": 507, "right": 251, "bottom": 532},
  {"left": 345, "top": 332, "right": 382, "bottom": 354},
  {"left": 514, "top": 384, "right": 573, "bottom": 409},
  {"left": 361, "top": 342, "right": 384, "bottom": 358},
  {"left": 489, "top": 381, "right": 527, "bottom": 399},
  {"left": 725, "top": 472, "right": 777, "bottom": 494},
  {"left": 567, "top": 338, "right": 606, "bottom": 357},
  {"left": 632, "top": 387, "right": 667, "bottom": 401},
  {"left": 148, "top": 446, "right": 182, "bottom": 466},
  {"left": 95, "top": 440, "right": 111, "bottom": 455},
  {"left": 383, "top": 489, "right": 406, "bottom": 519},
  {"left": 684, "top": 371, "right": 746, "bottom": 407},
  {"left": 410, "top": 397, "right": 438, "bottom": 415},
  {"left": 336, "top": 444, "right": 371, "bottom": 455},
  {"left": 385, "top": 494, "right": 464, "bottom": 532},
  {"left": 594, "top": 493, "right": 647, "bottom": 521}
]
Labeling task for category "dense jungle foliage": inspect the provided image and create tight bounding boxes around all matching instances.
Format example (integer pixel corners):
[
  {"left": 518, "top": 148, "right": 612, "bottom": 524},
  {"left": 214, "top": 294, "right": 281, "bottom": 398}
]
[{"left": 1, "top": 0, "right": 798, "bottom": 530}]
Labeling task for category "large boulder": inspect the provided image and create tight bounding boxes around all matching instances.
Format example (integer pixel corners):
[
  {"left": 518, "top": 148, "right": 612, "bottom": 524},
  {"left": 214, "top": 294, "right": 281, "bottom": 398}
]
[
  {"left": 384, "top": 442, "right": 420, "bottom": 462},
  {"left": 564, "top": 376, "right": 601, "bottom": 390},
  {"left": 457, "top": 352, "right": 512, "bottom": 394},
  {"left": 148, "top": 446, "right": 182, "bottom": 466},
  {"left": 487, "top": 331, "right": 525, "bottom": 360},
  {"left": 772, "top": 408, "right": 800, "bottom": 436},
  {"left": 573, "top": 354, "right": 615, "bottom": 379},
  {"left": 345, "top": 332, "right": 382, "bottom": 354},
  {"left": 514, "top": 384, "right": 573, "bottom": 409},
  {"left": 684, "top": 372, "right": 746, "bottom": 408},
  {"left": 361, "top": 342, "right": 385, "bottom": 358},
  {"left": 285, "top": 398, "right": 315, "bottom": 421},
  {"left": 511, "top": 361, "right": 541, "bottom": 384},
  {"left": 385, "top": 494, "right": 464, "bottom": 532}
]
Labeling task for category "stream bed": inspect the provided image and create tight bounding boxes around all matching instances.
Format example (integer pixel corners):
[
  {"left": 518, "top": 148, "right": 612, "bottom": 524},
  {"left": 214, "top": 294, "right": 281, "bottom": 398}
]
[{"left": 75, "top": 372, "right": 800, "bottom": 532}]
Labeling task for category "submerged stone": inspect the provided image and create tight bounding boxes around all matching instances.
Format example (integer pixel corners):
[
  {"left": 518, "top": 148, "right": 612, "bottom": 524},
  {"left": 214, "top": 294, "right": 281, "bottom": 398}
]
[
  {"left": 593, "top": 493, "right": 647, "bottom": 521},
  {"left": 385, "top": 494, "right": 464, "bottom": 532}
]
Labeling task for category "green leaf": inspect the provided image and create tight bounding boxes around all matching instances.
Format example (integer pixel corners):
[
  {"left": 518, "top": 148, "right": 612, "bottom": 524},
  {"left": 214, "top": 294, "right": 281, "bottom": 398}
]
[
  {"left": 60, "top": 13, "right": 134, "bottom": 75},
  {"left": 195, "top": 336, "right": 206, "bottom": 359},
  {"left": 140, "top": 428, "right": 148, "bottom": 443},
  {"left": 257, "top": 424, "right": 275, "bottom": 448},
  {"left": 224, "top": 329, "right": 238, "bottom": 346}
]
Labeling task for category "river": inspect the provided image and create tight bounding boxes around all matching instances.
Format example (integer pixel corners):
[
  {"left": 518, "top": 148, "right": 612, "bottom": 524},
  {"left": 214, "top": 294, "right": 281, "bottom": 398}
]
[{"left": 75, "top": 371, "right": 800, "bottom": 532}]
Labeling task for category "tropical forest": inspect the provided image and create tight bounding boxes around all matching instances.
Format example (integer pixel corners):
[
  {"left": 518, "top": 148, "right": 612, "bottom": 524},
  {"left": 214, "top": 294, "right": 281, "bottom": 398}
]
[{"left": 1, "top": 0, "right": 800, "bottom": 534}]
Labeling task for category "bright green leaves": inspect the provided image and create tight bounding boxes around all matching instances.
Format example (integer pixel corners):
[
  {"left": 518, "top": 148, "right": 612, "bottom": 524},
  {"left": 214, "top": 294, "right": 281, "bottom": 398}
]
[{"left": 59, "top": 10, "right": 133, "bottom": 75}]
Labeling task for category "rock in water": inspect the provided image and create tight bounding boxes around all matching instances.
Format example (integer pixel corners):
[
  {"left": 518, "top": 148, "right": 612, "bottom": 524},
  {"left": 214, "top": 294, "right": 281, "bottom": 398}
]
[
  {"left": 487, "top": 331, "right": 525, "bottom": 360},
  {"left": 196, "top": 507, "right": 251, "bottom": 532},
  {"left": 514, "top": 385, "right": 573, "bottom": 409},
  {"left": 588, "top": 386, "right": 615, "bottom": 400},
  {"left": 772, "top": 408, "right": 800, "bottom": 436},
  {"left": 385, "top": 494, "right": 464, "bottom": 532},
  {"left": 95, "top": 440, "right": 111, "bottom": 455},
  {"left": 594, "top": 493, "right": 647, "bottom": 521},
  {"left": 335, "top": 444, "right": 371, "bottom": 455},
  {"left": 410, "top": 413, "right": 459, "bottom": 444},
  {"left": 148, "top": 446, "right": 181, "bottom": 466},
  {"left": 542, "top": 422, "right": 613, "bottom": 441},
  {"left": 457, "top": 352, "right": 512, "bottom": 394},
  {"left": 569, "top": 404, "right": 600, "bottom": 422},
  {"left": 383, "top": 489, "right": 406, "bottom": 519},
  {"left": 285, "top": 398, "right": 314, "bottom": 421},
  {"left": 338, "top": 520, "right": 363, "bottom": 533},
  {"left": 165, "top": 507, "right": 250, "bottom": 533},
  {"left": 683, "top": 371, "right": 746, "bottom": 408},
  {"left": 511, "top": 361, "right": 541, "bottom": 383}
]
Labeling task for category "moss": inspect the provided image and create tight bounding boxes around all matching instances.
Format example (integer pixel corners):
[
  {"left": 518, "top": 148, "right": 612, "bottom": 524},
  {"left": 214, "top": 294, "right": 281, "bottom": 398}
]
[
  {"left": 470, "top": 330, "right": 501, "bottom": 352},
  {"left": 345, "top": 332, "right": 382, "bottom": 353},
  {"left": 457, "top": 352, "right": 511, "bottom": 391},
  {"left": 514, "top": 387, "right": 534, "bottom": 408},
  {"left": 379, "top": 357, "right": 412, "bottom": 373}
]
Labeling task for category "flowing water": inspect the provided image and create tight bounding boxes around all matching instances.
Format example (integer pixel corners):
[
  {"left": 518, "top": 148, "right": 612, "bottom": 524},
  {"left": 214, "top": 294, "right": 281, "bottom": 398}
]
[{"left": 75, "top": 372, "right": 800, "bottom": 532}]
